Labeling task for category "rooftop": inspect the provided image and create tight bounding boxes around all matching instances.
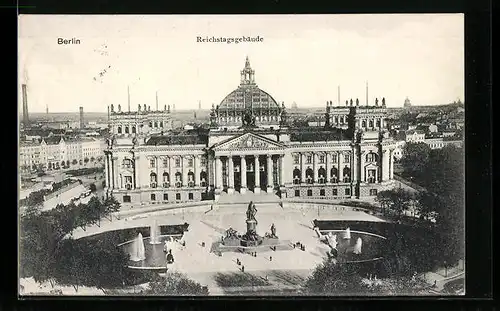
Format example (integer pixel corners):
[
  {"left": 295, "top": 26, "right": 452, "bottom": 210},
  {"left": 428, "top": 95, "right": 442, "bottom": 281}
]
[{"left": 288, "top": 127, "right": 351, "bottom": 142}]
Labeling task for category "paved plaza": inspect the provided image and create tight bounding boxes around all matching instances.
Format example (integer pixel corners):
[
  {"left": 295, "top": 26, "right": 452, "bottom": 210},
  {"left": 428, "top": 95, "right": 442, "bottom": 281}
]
[{"left": 71, "top": 202, "right": 385, "bottom": 293}]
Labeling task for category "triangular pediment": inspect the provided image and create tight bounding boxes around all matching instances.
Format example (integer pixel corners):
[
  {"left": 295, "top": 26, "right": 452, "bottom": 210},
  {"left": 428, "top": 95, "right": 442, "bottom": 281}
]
[{"left": 213, "top": 132, "right": 285, "bottom": 151}]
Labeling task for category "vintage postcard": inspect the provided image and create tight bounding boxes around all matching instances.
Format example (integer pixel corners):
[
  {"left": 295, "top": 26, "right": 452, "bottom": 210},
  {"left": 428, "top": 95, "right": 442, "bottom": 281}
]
[{"left": 18, "top": 14, "right": 465, "bottom": 296}]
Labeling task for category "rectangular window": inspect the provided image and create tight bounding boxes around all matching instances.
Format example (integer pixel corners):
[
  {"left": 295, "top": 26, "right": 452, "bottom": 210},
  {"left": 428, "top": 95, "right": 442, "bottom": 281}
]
[
  {"left": 150, "top": 159, "right": 155, "bottom": 168},
  {"left": 176, "top": 193, "right": 181, "bottom": 201},
  {"left": 319, "top": 155, "right": 325, "bottom": 164},
  {"left": 331, "top": 154, "right": 338, "bottom": 163},
  {"left": 188, "top": 193, "right": 194, "bottom": 200},
  {"left": 188, "top": 158, "right": 194, "bottom": 167},
  {"left": 320, "top": 189, "right": 325, "bottom": 196},
  {"left": 163, "top": 158, "right": 169, "bottom": 167},
  {"left": 345, "top": 188, "right": 351, "bottom": 196},
  {"left": 306, "top": 156, "right": 312, "bottom": 164},
  {"left": 163, "top": 193, "right": 168, "bottom": 201},
  {"left": 125, "top": 176, "right": 132, "bottom": 183},
  {"left": 293, "top": 154, "right": 300, "bottom": 165},
  {"left": 332, "top": 189, "right": 338, "bottom": 196},
  {"left": 295, "top": 190, "right": 300, "bottom": 197},
  {"left": 123, "top": 195, "right": 131, "bottom": 203},
  {"left": 370, "top": 189, "right": 378, "bottom": 196},
  {"left": 151, "top": 193, "right": 156, "bottom": 201},
  {"left": 175, "top": 158, "right": 181, "bottom": 167},
  {"left": 307, "top": 189, "right": 313, "bottom": 197},
  {"left": 344, "top": 154, "right": 350, "bottom": 163}
]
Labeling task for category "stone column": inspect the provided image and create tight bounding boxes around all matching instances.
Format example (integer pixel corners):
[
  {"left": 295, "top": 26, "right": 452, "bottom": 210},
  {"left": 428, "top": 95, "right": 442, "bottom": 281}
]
[
  {"left": 352, "top": 148, "right": 358, "bottom": 183},
  {"left": 168, "top": 156, "right": 174, "bottom": 187},
  {"left": 104, "top": 153, "right": 110, "bottom": 189},
  {"left": 301, "top": 153, "right": 306, "bottom": 183},
  {"left": 134, "top": 155, "right": 140, "bottom": 189},
  {"left": 267, "top": 154, "right": 273, "bottom": 191},
  {"left": 216, "top": 156, "right": 223, "bottom": 190},
  {"left": 360, "top": 151, "right": 366, "bottom": 183},
  {"left": 325, "top": 153, "right": 330, "bottom": 184},
  {"left": 195, "top": 155, "right": 201, "bottom": 186},
  {"left": 313, "top": 153, "right": 318, "bottom": 183},
  {"left": 337, "top": 151, "right": 342, "bottom": 182},
  {"left": 113, "top": 156, "right": 119, "bottom": 189},
  {"left": 389, "top": 149, "right": 394, "bottom": 179},
  {"left": 381, "top": 150, "right": 388, "bottom": 181},
  {"left": 228, "top": 156, "right": 235, "bottom": 194},
  {"left": 254, "top": 155, "right": 261, "bottom": 193},
  {"left": 182, "top": 157, "right": 188, "bottom": 187},
  {"left": 278, "top": 155, "right": 283, "bottom": 186},
  {"left": 240, "top": 156, "right": 247, "bottom": 194}
]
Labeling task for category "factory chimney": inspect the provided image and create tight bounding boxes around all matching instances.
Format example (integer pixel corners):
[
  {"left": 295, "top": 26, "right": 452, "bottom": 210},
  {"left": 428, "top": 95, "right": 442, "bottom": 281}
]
[
  {"left": 79, "top": 107, "right": 84, "bottom": 129},
  {"left": 22, "top": 84, "right": 29, "bottom": 126}
]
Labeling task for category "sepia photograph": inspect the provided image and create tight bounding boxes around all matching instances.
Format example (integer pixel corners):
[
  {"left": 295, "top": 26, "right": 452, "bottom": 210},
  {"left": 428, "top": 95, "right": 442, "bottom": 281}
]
[{"left": 18, "top": 14, "right": 465, "bottom": 296}]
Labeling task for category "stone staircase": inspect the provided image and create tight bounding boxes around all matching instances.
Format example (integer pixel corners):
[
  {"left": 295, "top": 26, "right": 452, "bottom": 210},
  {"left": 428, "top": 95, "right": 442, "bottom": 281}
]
[{"left": 216, "top": 191, "right": 282, "bottom": 209}]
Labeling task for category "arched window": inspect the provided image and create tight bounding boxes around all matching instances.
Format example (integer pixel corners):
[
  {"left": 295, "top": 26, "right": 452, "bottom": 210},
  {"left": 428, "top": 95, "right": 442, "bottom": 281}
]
[
  {"left": 343, "top": 167, "right": 351, "bottom": 183},
  {"left": 154, "top": 121, "right": 158, "bottom": 128},
  {"left": 362, "top": 120, "right": 366, "bottom": 128},
  {"left": 150, "top": 172, "right": 157, "bottom": 187},
  {"left": 117, "top": 126, "right": 122, "bottom": 134},
  {"left": 367, "top": 169, "right": 376, "bottom": 183},
  {"left": 175, "top": 172, "right": 182, "bottom": 188},
  {"left": 125, "top": 126, "right": 129, "bottom": 134},
  {"left": 293, "top": 168, "right": 301, "bottom": 184},
  {"left": 132, "top": 126, "right": 136, "bottom": 134},
  {"left": 122, "top": 159, "right": 132, "bottom": 169},
  {"left": 369, "top": 120, "right": 374, "bottom": 128},
  {"left": 306, "top": 168, "right": 314, "bottom": 184},
  {"left": 330, "top": 167, "right": 338, "bottom": 183},
  {"left": 376, "top": 119, "right": 381, "bottom": 128},
  {"left": 318, "top": 167, "right": 326, "bottom": 184},
  {"left": 187, "top": 171, "right": 195, "bottom": 187},
  {"left": 200, "top": 171, "right": 207, "bottom": 187},
  {"left": 162, "top": 172, "right": 170, "bottom": 187}
]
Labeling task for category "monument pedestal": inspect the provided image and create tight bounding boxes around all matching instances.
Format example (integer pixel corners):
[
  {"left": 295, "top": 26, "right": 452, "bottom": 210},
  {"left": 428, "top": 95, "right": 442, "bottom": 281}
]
[
  {"left": 254, "top": 187, "right": 261, "bottom": 194},
  {"left": 267, "top": 186, "right": 273, "bottom": 193},
  {"left": 228, "top": 187, "right": 235, "bottom": 194},
  {"left": 240, "top": 187, "right": 247, "bottom": 194}
]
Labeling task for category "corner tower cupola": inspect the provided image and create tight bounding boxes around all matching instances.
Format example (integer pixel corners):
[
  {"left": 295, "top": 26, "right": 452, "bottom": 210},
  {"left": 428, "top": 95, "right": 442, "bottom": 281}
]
[{"left": 240, "top": 56, "right": 256, "bottom": 85}]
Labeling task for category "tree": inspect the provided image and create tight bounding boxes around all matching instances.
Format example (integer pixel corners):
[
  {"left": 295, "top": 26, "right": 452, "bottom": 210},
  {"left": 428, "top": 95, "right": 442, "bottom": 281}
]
[
  {"left": 142, "top": 272, "right": 209, "bottom": 296},
  {"left": 66, "top": 160, "right": 70, "bottom": 167},
  {"left": 414, "top": 191, "right": 440, "bottom": 221},
  {"left": 377, "top": 188, "right": 414, "bottom": 219},
  {"left": 304, "top": 259, "right": 364, "bottom": 295},
  {"left": 72, "top": 159, "right": 78, "bottom": 165},
  {"left": 89, "top": 183, "right": 97, "bottom": 192},
  {"left": 400, "top": 142, "right": 431, "bottom": 179},
  {"left": 84, "top": 157, "right": 90, "bottom": 164},
  {"left": 90, "top": 156, "right": 95, "bottom": 162}
]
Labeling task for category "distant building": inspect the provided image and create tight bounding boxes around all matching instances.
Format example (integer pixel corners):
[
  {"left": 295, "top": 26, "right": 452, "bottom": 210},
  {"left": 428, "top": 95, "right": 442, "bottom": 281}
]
[
  {"left": 403, "top": 129, "right": 426, "bottom": 143},
  {"left": 403, "top": 97, "right": 411, "bottom": 108},
  {"left": 109, "top": 102, "right": 172, "bottom": 136},
  {"left": 19, "top": 137, "right": 105, "bottom": 173},
  {"left": 428, "top": 124, "right": 438, "bottom": 133},
  {"left": 291, "top": 102, "right": 298, "bottom": 109},
  {"left": 424, "top": 137, "right": 463, "bottom": 150}
]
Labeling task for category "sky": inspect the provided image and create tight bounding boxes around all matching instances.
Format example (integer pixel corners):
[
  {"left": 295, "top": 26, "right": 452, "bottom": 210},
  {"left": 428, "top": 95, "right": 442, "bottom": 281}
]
[{"left": 18, "top": 14, "right": 464, "bottom": 113}]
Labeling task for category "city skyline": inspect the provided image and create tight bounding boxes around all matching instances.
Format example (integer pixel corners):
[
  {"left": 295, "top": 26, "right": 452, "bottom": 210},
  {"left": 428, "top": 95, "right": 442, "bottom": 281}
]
[{"left": 19, "top": 14, "right": 464, "bottom": 113}]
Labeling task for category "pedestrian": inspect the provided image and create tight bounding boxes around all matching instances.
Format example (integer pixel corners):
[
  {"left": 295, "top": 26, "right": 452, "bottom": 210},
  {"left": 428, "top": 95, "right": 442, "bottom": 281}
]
[
  {"left": 433, "top": 280, "right": 437, "bottom": 287},
  {"left": 241, "top": 265, "right": 245, "bottom": 272},
  {"left": 210, "top": 205, "right": 213, "bottom": 211},
  {"left": 270, "top": 256, "right": 272, "bottom": 261}
]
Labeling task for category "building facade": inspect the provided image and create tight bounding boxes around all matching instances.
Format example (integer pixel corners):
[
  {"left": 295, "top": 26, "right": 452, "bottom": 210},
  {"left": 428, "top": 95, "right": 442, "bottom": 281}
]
[
  {"left": 19, "top": 137, "right": 105, "bottom": 172},
  {"left": 104, "top": 58, "right": 398, "bottom": 204}
]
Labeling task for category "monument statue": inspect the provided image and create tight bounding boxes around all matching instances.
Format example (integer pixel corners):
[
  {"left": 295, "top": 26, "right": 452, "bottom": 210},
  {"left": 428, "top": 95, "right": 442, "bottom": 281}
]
[{"left": 246, "top": 201, "right": 258, "bottom": 222}]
